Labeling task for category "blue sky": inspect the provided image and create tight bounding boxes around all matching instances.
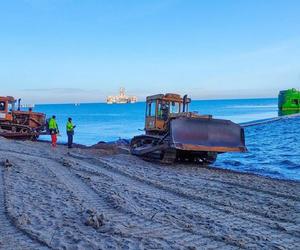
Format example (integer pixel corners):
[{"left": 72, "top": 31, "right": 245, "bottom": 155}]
[{"left": 0, "top": 0, "right": 299, "bottom": 103}]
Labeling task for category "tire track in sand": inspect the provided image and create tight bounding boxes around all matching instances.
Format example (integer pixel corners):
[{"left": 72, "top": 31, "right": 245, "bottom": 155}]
[
  {"left": 107, "top": 155, "right": 300, "bottom": 202},
  {"left": 1, "top": 147, "right": 298, "bottom": 247},
  {"left": 43, "top": 155, "right": 235, "bottom": 249},
  {"left": 97, "top": 157, "right": 299, "bottom": 225},
  {"left": 0, "top": 167, "right": 50, "bottom": 250},
  {"left": 66, "top": 154, "right": 299, "bottom": 249},
  {"left": 1, "top": 148, "right": 297, "bottom": 201},
  {"left": 0, "top": 149, "right": 240, "bottom": 249},
  {"left": 74, "top": 155, "right": 300, "bottom": 240}
]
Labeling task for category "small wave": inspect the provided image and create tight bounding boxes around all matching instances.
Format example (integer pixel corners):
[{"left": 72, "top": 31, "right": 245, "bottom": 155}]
[
  {"left": 221, "top": 160, "right": 242, "bottom": 166},
  {"left": 280, "top": 160, "right": 300, "bottom": 170},
  {"left": 244, "top": 154, "right": 256, "bottom": 159},
  {"left": 244, "top": 167, "right": 283, "bottom": 177},
  {"left": 286, "top": 165, "right": 300, "bottom": 170}
]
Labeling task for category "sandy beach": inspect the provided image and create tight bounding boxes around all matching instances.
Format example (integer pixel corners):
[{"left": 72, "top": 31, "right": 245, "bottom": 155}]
[{"left": 0, "top": 137, "right": 299, "bottom": 249}]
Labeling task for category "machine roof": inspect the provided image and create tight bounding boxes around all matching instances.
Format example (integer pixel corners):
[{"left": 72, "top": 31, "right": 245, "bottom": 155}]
[
  {"left": 146, "top": 93, "right": 182, "bottom": 101},
  {"left": 146, "top": 93, "right": 192, "bottom": 104},
  {"left": 0, "top": 96, "right": 16, "bottom": 102}
]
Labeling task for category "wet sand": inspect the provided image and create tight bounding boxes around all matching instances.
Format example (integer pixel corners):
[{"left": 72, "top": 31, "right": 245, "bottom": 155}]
[{"left": 0, "top": 137, "right": 299, "bottom": 249}]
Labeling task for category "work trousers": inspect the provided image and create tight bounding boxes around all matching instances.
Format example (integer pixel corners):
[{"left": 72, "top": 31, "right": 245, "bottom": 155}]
[
  {"left": 50, "top": 129, "right": 58, "bottom": 147},
  {"left": 67, "top": 132, "right": 74, "bottom": 148},
  {"left": 51, "top": 134, "right": 57, "bottom": 147}
]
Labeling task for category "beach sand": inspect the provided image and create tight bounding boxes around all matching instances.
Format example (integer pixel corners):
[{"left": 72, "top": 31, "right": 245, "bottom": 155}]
[{"left": 0, "top": 137, "right": 299, "bottom": 249}]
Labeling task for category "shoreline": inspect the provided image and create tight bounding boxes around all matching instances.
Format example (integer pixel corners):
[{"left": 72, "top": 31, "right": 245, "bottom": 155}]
[
  {"left": 40, "top": 138, "right": 300, "bottom": 184},
  {"left": 0, "top": 137, "right": 299, "bottom": 249},
  {"left": 36, "top": 137, "right": 300, "bottom": 182}
]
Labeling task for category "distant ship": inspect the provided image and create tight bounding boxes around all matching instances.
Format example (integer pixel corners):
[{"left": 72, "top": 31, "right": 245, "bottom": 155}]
[
  {"left": 107, "top": 88, "right": 137, "bottom": 104},
  {"left": 278, "top": 88, "right": 300, "bottom": 110}
]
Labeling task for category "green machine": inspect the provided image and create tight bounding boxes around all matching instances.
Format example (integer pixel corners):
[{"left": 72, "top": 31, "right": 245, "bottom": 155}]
[{"left": 278, "top": 88, "right": 300, "bottom": 114}]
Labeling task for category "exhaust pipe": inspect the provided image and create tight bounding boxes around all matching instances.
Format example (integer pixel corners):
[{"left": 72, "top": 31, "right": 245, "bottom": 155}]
[
  {"left": 17, "top": 98, "right": 21, "bottom": 111},
  {"left": 183, "top": 95, "right": 188, "bottom": 112}
]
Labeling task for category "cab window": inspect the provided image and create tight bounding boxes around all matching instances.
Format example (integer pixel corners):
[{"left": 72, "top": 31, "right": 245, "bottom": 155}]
[
  {"left": 157, "top": 101, "right": 169, "bottom": 118},
  {"left": 146, "top": 101, "right": 156, "bottom": 117},
  {"left": 157, "top": 101, "right": 169, "bottom": 120},
  {"left": 8, "top": 103, "right": 13, "bottom": 112},
  {"left": 183, "top": 103, "right": 189, "bottom": 112},
  {"left": 170, "top": 102, "right": 180, "bottom": 113},
  {"left": 157, "top": 102, "right": 162, "bottom": 119},
  {"left": 0, "top": 101, "right": 5, "bottom": 111}
]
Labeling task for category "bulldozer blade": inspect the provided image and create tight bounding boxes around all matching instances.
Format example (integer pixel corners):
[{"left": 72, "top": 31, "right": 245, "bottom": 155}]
[{"left": 170, "top": 117, "right": 247, "bottom": 153}]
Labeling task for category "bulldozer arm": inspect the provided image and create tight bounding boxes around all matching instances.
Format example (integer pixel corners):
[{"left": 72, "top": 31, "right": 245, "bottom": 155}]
[{"left": 170, "top": 117, "right": 247, "bottom": 153}]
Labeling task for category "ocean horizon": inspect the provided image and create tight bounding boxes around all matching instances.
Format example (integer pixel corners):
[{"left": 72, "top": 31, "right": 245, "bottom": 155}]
[{"left": 34, "top": 96, "right": 278, "bottom": 106}]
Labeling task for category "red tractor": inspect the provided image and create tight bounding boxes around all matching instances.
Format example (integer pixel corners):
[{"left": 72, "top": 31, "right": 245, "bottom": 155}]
[{"left": 0, "top": 96, "right": 46, "bottom": 140}]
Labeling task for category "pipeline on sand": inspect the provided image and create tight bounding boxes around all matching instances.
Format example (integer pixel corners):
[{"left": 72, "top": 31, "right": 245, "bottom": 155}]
[{"left": 240, "top": 113, "right": 300, "bottom": 127}]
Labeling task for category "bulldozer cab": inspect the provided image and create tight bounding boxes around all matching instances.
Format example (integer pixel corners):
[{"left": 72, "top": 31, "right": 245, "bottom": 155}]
[
  {"left": 145, "top": 93, "right": 191, "bottom": 133},
  {"left": 0, "top": 96, "right": 16, "bottom": 121},
  {"left": 132, "top": 93, "right": 247, "bottom": 164}
]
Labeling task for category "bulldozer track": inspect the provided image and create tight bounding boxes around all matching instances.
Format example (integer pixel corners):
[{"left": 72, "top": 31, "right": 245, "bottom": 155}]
[
  {"left": 43, "top": 155, "right": 238, "bottom": 249},
  {"left": 1, "top": 147, "right": 299, "bottom": 225},
  {"left": 88, "top": 157, "right": 299, "bottom": 225},
  {"left": 0, "top": 168, "right": 50, "bottom": 250},
  {"left": 1, "top": 147, "right": 299, "bottom": 249},
  {"left": 69, "top": 167, "right": 241, "bottom": 248},
  {"left": 1, "top": 148, "right": 298, "bottom": 201},
  {"left": 66, "top": 155, "right": 300, "bottom": 244},
  {"left": 0, "top": 150, "right": 242, "bottom": 248},
  {"left": 100, "top": 155, "right": 300, "bottom": 201},
  {"left": 10, "top": 146, "right": 294, "bottom": 228}
]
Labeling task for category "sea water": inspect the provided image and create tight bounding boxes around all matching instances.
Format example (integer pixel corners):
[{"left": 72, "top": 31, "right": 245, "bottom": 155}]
[
  {"left": 34, "top": 98, "right": 300, "bottom": 181},
  {"left": 218, "top": 116, "right": 300, "bottom": 181}
]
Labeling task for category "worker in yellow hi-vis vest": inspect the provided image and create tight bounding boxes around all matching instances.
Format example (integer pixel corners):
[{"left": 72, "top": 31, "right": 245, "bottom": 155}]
[
  {"left": 66, "top": 117, "right": 76, "bottom": 148},
  {"left": 48, "top": 115, "right": 59, "bottom": 147}
]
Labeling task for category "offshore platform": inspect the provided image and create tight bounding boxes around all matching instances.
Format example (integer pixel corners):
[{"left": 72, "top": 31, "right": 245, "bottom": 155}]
[{"left": 106, "top": 88, "right": 137, "bottom": 104}]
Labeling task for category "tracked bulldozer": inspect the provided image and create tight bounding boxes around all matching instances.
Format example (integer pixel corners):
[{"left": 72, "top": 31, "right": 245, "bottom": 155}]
[
  {"left": 0, "top": 96, "right": 46, "bottom": 140},
  {"left": 130, "top": 93, "right": 247, "bottom": 164}
]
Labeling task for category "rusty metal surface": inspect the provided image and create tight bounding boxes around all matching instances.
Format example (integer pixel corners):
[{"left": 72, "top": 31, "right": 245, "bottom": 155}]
[
  {"left": 12, "top": 111, "right": 46, "bottom": 128},
  {"left": 0, "top": 95, "right": 47, "bottom": 140},
  {"left": 130, "top": 134, "right": 168, "bottom": 156},
  {"left": 0, "top": 132, "right": 36, "bottom": 140},
  {"left": 170, "top": 117, "right": 247, "bottom": 153},
  {"left": 0, "top": 122, "right": 43, "bottom": 140},
  {"left": 131, "top": 143, "right": 168, "bottom": 156}
]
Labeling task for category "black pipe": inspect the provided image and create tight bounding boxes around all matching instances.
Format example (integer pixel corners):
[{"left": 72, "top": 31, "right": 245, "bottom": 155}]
[
  {"left": 17, "top": 98, "right": 21, "bottom": 111},
  {"left": 183, "top": 94, "right": 188, "bottom": 112}
]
